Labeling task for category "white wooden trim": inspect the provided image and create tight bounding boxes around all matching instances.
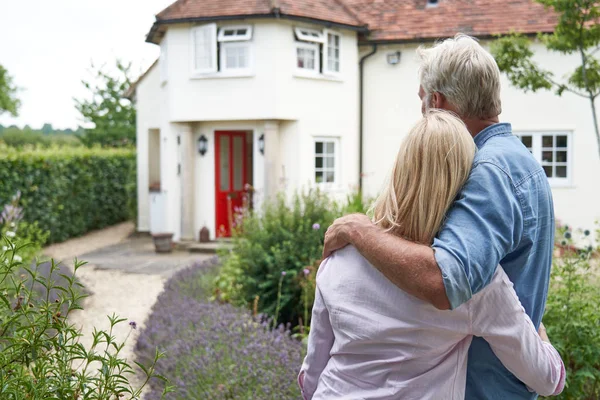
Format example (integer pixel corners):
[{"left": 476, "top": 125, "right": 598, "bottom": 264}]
[
  {"left": 218, "top": 25, "right": 253, "bottom": 42},
  {"left": 219, "top": 42, "right": 253, "bottom": 75},
  {"left": 514, "top": 131, "right": 573, "bottom": 187},
  {"left": 190, "top": 23, "right": 217, "bottom": 75},
  {"left": 294, "top": 27, "right": 324, "bottom": 43},
  {"left": 295, "top": 42, "right": 320, "bottom": 74},
  {"left": 324, "top": 30, "right": 341, "bottom": 75},
  {"left": 313, "top": 136, "right": 340, "bottom": 187}
]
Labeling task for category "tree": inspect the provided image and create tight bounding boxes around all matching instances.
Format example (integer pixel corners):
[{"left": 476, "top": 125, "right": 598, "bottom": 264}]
[
  {"left": 490, "top": 0, "right": 600, "bottom": 160},
  {"left": 74, "top": 60, "right": 136, "bottom": 147},
  {"left": 0, "top": 64, "right": 20, "bottom": 116},
  {"left": 41, "top": 123, "right": 53, "bottom": 135}
]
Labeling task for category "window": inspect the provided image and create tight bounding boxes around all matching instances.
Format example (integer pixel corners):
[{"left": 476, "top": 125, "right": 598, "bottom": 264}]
[
  {"left": 220, "top": 42, "right": 251, "bottom": 72},
  {"left": 294, "top": 27, "right": 341, "bottom": 76},
  {"left": 296, "top": 43, "right": 319, "bottom": 72},
  {"left": 314, "top": 138, "right": 338, "bottom": 184},
  {"left": 218, "top": 26, "right": 252, "bottom": 42},
  {"left": 515, "top": 132, "right": 572, "bottom": 186},
  {"left": 191, "top": 24, "right": 253, "bottom": 76},
  {"left": 192, "top": 24, "right": 217, "bottom": 74},
  {"left": 325, "top": 32, "right": 341, "bottom": 73},
  {"left": 294, "top": 27, "right": 324, "bottom": 43}
]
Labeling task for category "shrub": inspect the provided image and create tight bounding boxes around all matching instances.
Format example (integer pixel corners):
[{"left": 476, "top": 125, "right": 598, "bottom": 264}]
[
  {"left": 0, "top": 144, "right": 136, "bottom": 243},
  {"left": 0, "top": 233, "right": 170, "bottom": 399},
  {"left": 135, "top": 258, "right": 304, "bottom": 399},
  {"left": 0, "top": 131, "right": 82, "bottom": 148},
  {"left": 215, "top": 189, "right": 345, "bottom": 328},
  {"left": 542, "top": 228, "right": 600, "bottom": 400}
]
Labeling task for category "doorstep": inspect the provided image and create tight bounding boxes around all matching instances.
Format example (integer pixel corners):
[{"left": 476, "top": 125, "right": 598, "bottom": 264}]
[{"left": 178, "top": 239, "right": 233, "bottom": 254}]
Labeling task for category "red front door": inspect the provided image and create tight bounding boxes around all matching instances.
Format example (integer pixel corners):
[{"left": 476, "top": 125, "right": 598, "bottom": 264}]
[{"left": 215, "top": 131, "right": 248, "bottom": 237}]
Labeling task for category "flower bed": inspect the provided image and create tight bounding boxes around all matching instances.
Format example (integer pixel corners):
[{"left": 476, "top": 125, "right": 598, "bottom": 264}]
[{"left": 135, "top": 258, "right": 304, "bottom": 399}]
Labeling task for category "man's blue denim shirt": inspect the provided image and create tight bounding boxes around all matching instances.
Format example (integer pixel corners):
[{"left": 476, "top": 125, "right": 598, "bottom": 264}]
[{"left": 432, "top": 123, "right": 555, "bottom": 400}]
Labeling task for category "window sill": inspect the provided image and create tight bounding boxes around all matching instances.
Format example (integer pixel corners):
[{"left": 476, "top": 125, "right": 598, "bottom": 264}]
[
  {"left": 549, "top": 182, "right": 575, "bottom": 189},
  {"left": 294, "top": 71, "right": 343, "bottom": 82},
  {"left": 190, "top": 71, "right": 255, "bottom": 80}
]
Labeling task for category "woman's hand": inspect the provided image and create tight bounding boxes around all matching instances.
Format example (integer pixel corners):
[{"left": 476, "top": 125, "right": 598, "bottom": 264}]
[{"left": 538, "top": 322, "right": 550, "bottom": 343}]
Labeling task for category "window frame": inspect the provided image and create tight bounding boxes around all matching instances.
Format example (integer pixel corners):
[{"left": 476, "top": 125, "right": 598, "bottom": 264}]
[
  {"left": 294, "top": 27, "right": 325, "bottom": 43},
  {"left": 313, "top": 137, "right": 340, "bottom": 186},
  {"left": 219, "top": 41, "right": 253, "bottom": 75},
  {"left": 514, "top": 131, "right": 573, "bottom": 187},
  {"left": 190, "top": 23, "right": 218, "bottom": 75},
  {"left": 295, "top": 42, "right": 320, "bottom": 74},
  {"left": 324, "top": 30, "right": 341, "bottom": 75},
  {"left": 217, "top": 25, "right": 253, "bottom": 42}
]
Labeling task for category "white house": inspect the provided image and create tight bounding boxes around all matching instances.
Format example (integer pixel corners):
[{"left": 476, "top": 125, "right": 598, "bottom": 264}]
[{"left": 127, "top": 0, "right": 600, "bottom": 242}]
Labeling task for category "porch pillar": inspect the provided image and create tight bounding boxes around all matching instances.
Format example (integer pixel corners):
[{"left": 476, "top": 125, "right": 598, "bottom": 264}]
[
  {"left": 263, "top": 121, "right": 281, "bottom": 198},
  {"left": 180, "top": 123, "right": 196, "bottom": 240}
]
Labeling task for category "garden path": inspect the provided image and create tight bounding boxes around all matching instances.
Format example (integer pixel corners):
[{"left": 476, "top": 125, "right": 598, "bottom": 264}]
[{"left": 43, "top": 222, "right": 212, "bottom": 397}]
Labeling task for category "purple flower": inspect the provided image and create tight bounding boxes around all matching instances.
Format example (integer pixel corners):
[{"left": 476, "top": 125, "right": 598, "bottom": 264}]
[
  {"left": 312, "top": 223, "right": 320, "bottom": 230},
  {"left": 303, "top": 268, "right": 310, "bottom": 276},
  {"left": 281, "top": 271, "right": 286, "bottom": 276},
  {"left": 129, "top": 321, "right": 137, "bottom": 330}
]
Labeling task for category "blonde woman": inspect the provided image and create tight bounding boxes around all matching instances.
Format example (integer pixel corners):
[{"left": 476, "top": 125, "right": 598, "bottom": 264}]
[{"left": 298, "top": 111, "right": 565, "bottom": 400}]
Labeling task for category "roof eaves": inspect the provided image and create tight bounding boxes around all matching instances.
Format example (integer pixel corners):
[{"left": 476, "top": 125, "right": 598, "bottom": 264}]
[{"left": 146, "top": 12, "right": 369, "bottom": 44}]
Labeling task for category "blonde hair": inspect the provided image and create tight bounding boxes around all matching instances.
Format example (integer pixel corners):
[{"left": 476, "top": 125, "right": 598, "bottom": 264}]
[
  {"left": 370, "top": 111, "right": 476, "bottom": 245},
  {"left": 417, "top": 33, "right": 502, "bottom": 119}
]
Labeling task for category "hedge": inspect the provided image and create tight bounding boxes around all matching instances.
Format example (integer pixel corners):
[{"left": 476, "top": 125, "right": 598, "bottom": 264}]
[{"left": 0, "top": 145, "right": 136, "bottom": 244}]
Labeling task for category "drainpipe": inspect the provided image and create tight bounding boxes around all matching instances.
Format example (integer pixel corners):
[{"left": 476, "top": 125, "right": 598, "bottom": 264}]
[{"left": 358, "top": 44, "right": 377, "bottom": 193}]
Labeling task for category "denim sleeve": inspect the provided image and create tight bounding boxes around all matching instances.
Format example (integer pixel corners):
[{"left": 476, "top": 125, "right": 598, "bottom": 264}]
[{"left": 432, "top": 162, "right": 523, "bottom": 309}]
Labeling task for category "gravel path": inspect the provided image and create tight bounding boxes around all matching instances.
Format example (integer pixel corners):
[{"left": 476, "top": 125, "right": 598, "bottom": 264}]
[{"left": 43, "top": 222, "right": 169, "bottom": 396}]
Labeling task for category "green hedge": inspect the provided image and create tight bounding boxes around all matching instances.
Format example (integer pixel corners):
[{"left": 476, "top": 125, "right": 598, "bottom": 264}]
[{"left": 0, "top": 145, "right": 136, "bottom": 244}]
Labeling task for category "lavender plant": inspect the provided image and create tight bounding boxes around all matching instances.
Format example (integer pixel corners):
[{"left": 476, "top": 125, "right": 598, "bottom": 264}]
[
  {"left": 0, "top": 233, "right": 171, "bottom": 399},
  {"left": 135, "top": 258, "right": 304, "bottom": 399}
]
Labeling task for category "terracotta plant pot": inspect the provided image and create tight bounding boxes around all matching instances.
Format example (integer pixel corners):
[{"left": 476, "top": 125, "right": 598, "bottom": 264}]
[{"left": 152, "top": 233, "right": 174, "bottom": 253}]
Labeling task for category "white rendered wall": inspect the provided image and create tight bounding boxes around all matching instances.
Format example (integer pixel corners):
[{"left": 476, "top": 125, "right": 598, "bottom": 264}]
[
  {"left": 134, "top": 63, "right": 161, "bottom": 232},
  {"left": 361, "top": 42, "right": 600, "bottom": 232}
]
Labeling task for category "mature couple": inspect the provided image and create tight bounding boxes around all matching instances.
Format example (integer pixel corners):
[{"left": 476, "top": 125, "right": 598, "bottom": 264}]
[{"left": 298, "top": 34, "right": 565, "bottom": 399}]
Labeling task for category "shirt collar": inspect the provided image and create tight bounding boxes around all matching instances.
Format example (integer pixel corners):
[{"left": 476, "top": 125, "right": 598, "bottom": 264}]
[{"left": 473, "top": 123, "right": 512, "bottom": 149}]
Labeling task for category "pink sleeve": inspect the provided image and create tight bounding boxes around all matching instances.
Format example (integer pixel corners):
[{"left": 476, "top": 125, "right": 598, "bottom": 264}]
[
  {"left": 298, "top": 264, "right": 335, "bottom": 400},
  {"left": 470, "top": 268, "right": 566, "bottom": 397}
]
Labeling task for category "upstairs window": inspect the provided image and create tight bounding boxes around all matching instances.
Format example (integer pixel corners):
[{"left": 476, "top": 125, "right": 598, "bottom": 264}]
[
  {"left": 191, "top": 24, "right": 253, "bottom": 76},
  {"left": 515, "top": 132, "right": 572, "bottom": 186},
  {"left": 294, "top": 28, "right": 341, "bottom": 76}
]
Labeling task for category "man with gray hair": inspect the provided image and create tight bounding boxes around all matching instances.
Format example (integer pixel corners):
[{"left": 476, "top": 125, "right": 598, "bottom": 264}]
[{"left": 323, "top": 34, "right": 555, "bottom": 399}]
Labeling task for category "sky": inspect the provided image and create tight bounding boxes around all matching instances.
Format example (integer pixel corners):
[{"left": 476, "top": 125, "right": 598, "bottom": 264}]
[{"left": 0, "top": 0, "right": 174, "bottom": 130}]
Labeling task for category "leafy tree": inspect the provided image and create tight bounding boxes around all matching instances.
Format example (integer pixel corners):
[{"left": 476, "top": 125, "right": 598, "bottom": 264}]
[
  {"left": 74, "top": 60, "right": 136, "bottom": 147},
  {"left": 40, "top": 123, "right": 53, "bottom": 135},
  {"left": 490, "top": 0, "right": 600, "bottom": 159},
  {"left": 0, "top": 64, "right": 20, "bottom": 116}
]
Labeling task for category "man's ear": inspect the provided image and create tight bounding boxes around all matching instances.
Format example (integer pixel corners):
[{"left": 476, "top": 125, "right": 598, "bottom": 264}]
[{"left": 431, "top": 92, "right": 446, "bottom": 109}]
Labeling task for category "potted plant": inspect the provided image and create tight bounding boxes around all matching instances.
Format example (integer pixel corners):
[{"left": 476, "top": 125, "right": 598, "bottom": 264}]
[{"left": 152, "top": 233, "right": 174, "bottom": 253}]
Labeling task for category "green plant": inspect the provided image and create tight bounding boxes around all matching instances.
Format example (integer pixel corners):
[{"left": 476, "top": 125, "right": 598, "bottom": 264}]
[
  {"left": 490, "top": 0, "right": 600, "bottom": 159},
  {"left": 542, "top": 228, "right": 600, "bottom": 399},
  {"left": 75, "top": 60, "right": 136, "bottom": 148},
  {"left": 215, "top": 189, "right": 344, "bottom": 327},
  {"left": 0, "top": 144, "right": 135, "bottom": 244},
  {"left": 0, "top": 233, "right": 172, "bottom": 399}
]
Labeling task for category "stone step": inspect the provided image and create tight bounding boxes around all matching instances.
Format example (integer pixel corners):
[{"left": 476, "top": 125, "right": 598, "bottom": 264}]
[{"left": 181, "top": 240, "right": 233, "bottom": 254}]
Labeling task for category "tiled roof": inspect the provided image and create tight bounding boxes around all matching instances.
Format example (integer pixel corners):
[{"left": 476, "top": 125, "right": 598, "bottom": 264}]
[
  {"left": 345, "top": 0, "right": 557, "bottom": 42},
  {"left": 147, "top": 0, "right": 557, "bottom": 43},
  {"left": 156, "top": 0, "right": 364, "bottom": 27}
]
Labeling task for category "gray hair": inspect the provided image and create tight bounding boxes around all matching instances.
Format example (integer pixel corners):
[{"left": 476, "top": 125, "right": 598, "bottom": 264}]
[{"left": 417, "top": 34, "right": 502, "bottom": 119}]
